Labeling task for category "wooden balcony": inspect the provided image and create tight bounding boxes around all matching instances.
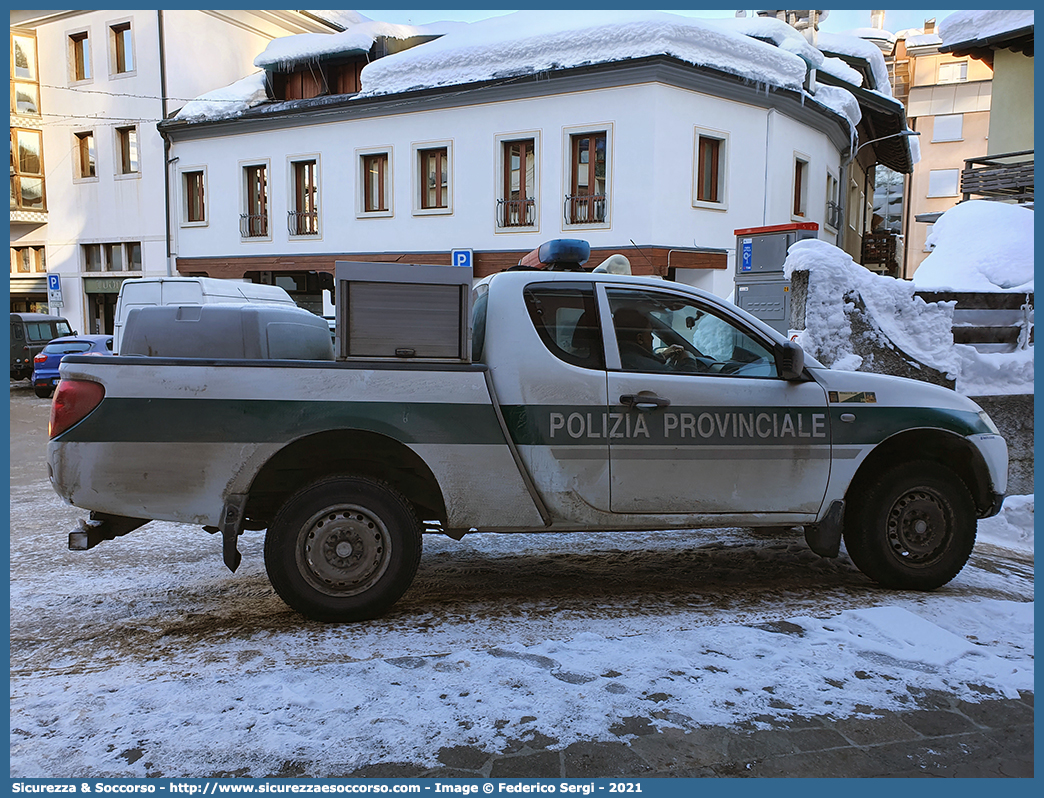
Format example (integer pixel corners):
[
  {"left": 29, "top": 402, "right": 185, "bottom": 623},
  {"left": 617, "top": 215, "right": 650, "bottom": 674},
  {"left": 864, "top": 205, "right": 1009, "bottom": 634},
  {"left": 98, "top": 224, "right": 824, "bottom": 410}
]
[
  {"left": 861, "top": 231, "right": 902, "bottom": 277},
  {"left": 961, "top": 150, "right": 1034, "bottom": 202}
]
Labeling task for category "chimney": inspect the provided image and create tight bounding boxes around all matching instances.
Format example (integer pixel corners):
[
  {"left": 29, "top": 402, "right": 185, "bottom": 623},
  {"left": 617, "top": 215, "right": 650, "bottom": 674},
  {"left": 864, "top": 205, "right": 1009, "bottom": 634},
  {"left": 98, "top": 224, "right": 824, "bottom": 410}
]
[
  {"left": 924, "top": 18, "right": 936, "bottom": 34},
  {"left": 871, "top": 10, "right": 885, "bottom": 30}
]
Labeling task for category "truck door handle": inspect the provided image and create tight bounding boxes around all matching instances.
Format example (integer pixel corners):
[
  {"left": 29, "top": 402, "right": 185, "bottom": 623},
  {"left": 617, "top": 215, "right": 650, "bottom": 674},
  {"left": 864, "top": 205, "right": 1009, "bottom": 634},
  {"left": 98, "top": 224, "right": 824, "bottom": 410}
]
[{"left": 620, "top": 393, "right": 671, "bottom": 412}]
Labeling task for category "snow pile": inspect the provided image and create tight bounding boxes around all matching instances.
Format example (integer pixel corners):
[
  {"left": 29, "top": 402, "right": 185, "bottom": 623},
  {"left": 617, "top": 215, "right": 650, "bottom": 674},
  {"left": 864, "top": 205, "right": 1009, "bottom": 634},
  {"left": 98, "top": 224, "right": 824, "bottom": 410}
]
[
  {"left": 787, "top": 199, "right": 1034, "bottom": 396},
  {"left": 175, "top": 72, "right": 268, "bottom": 120},
  {"left": 977, "top": 495, "right": 1034, "bottom": 553},
  {"left": 254, "top": 19, "right": 439, "bottom": 70},
  {"left": 785, "top": 239, "right": 959, "bottom": 375},
  {"left": 954, "top": 345, "right": 1035, "bottom": 397},
  {"left": 913, "top": 200, "right": 1035, "bottom": 292},
  {"left": 357, "top": 10, "right": 812, "bottom": 98},
  {"left": 940, "top": 10, "right": 1034, "bottom": 47}
]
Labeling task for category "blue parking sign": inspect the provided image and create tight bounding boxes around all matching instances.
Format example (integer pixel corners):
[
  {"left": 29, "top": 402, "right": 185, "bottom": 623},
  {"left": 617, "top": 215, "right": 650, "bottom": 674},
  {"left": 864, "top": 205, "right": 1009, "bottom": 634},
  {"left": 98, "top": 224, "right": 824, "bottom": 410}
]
[
  {"left": 48, "top": 273, "right": 61, "bottom": 291},
  {"left": 451, "top": 249, "right": 473, "bottom": 271}
]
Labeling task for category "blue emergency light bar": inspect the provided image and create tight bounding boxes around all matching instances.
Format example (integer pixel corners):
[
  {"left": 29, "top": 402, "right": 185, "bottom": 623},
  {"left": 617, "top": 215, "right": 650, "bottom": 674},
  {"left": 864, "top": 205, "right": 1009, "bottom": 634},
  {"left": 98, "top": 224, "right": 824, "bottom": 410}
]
[{"left": 539, "top": 238, "right": 590, "bottom": 267}]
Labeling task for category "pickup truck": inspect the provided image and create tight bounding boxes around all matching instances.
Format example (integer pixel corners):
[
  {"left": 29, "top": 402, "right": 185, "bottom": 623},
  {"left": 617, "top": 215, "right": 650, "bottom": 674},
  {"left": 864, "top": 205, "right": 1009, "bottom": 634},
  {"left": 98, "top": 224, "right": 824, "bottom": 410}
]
[{"left": 47, "top": 241, "right": 1008, "bottom": 622}]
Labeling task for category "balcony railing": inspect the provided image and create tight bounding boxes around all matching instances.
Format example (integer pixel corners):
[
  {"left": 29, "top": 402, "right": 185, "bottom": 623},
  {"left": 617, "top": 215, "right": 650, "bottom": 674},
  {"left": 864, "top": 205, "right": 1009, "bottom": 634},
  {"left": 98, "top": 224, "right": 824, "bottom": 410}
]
[
  {"left": 288, "top": 209, "right": 318, "bottom": 236},
  {"left": 961, "top": 149, "right": 1034, "bottom": 202},
  {"left": 496, "top": 197, "right": 536, "bottom": 228},
  {"left": 564, "top": 193, "right": 607, "bottom": 225},
  {"left": 861, "top": 231, "right": 903, "bottom": 277},
  {"left": 240, "top": 213, "right": 269, "bottom": 238},
  {"left": 825, "top": 200, "right": 844, "bottom": 231}
]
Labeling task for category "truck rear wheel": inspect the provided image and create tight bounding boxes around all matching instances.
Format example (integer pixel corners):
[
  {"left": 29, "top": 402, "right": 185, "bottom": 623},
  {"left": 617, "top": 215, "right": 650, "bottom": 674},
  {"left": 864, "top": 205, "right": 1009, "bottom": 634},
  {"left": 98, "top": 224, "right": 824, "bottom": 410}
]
[
  {"left": 843, "top": 461, "right": 976, "bottom": 590},
  {"left": 264, "top": 476, "right": 422, "bottom": 622}
]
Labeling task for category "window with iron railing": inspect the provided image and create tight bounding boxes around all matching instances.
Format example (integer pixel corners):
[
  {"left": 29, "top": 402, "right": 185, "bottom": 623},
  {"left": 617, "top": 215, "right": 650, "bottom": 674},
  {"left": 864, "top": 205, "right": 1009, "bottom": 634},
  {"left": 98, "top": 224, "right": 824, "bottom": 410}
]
[
  {"left": 289, "top": 159, "right": 319, "bottom": 235},
  {"left": 497, "top": 197, "right": 536, "bottom": 228},
  {"left": 564, "top": 194, "right": 607, "bottom": 225},
  {"left": 826, "top": 201, "right": 843, "bottom": 231},
  {"left": 499, "top": 138, "right": 536, "bottom": 228},
  {"left": 241, "top": 163, "right": 269, "bottom": 238},
  {"left": 566, "top": 132, "right": 607, "bottom": 224}
]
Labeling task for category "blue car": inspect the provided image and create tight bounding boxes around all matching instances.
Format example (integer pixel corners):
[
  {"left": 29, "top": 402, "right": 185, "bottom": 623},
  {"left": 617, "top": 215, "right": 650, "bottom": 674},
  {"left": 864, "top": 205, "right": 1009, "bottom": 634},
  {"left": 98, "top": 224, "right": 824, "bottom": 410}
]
[{"left": 32, "top": 334, "right": 113, "bottom": 398}]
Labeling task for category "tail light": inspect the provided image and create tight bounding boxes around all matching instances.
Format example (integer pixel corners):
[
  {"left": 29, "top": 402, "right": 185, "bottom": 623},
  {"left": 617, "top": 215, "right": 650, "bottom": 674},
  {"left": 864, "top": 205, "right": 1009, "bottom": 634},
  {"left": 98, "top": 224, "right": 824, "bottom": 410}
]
[
  {"left": 34, "top": 353, "right": 47, "bottom": 364},
  {"left": 49, "top": 379, "right": 105, "bottom": 438}
]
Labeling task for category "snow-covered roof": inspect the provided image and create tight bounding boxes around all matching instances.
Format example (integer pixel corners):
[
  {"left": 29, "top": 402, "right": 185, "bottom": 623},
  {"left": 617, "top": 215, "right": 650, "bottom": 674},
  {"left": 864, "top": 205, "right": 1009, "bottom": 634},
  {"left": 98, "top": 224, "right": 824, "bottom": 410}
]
[
  {"left": 816, "top": 31, "right": 894, "bottom": 96},
  {"left": 904, "top": 32, "right": 943, "bottom": 49},
  {"left": 254, "top": 18, "right": 444, "bottom": 71},
  {"left": 840, "top": 26, "right": 898, "bottom": 48},
  {"left": 172, "top": 9, "right": 918, "bottom": 149},
  {"left": 939, "top": 10, "right": 1034, "bottom": 49},
  {"left": 304, "top": 9, "right": 372, "bottom": 31},
  {"left": 175, "top": 71, "right": 268, "bottom": 120},
  {"left": 818, "top": 55, "right": 863, "bottom": 87},
  {"left": 355, "top": 11, "right": 817, "bottom": 99}
]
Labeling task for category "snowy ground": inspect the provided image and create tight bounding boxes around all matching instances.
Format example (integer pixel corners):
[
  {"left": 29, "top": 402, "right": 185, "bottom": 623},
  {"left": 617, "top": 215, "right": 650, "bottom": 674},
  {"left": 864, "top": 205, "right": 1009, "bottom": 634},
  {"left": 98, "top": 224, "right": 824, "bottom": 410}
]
[{"left": 8, "top": 387, "right": 1034, "bottom": 779}]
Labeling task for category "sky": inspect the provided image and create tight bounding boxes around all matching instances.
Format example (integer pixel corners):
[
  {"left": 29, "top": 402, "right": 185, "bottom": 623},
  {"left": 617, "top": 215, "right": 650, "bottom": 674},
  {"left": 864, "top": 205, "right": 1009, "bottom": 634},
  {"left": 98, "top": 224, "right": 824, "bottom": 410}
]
[{"left": 356, "top": 8, "right": 958, "bottom": 34}]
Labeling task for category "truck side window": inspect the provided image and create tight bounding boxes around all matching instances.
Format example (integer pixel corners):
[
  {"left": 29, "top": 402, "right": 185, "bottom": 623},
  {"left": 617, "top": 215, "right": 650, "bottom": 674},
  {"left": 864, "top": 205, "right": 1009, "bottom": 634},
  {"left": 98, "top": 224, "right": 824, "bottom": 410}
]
[
  {"left": 607, "top": 288, "right": 778, "bottom": 378},
  {"left": 523, "top": 284, "right": 604, "bottom": 370}
]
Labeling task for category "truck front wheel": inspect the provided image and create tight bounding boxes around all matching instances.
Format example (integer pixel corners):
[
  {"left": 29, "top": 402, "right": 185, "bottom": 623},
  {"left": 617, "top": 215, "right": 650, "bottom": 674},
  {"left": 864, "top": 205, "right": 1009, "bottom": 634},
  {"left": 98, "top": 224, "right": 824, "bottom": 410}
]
[
  {"left": 843, "top": 461, "right": 976, "bottom": 590},
  {"left": 264, "top": 476, "right": 422, "bottom": 622}
]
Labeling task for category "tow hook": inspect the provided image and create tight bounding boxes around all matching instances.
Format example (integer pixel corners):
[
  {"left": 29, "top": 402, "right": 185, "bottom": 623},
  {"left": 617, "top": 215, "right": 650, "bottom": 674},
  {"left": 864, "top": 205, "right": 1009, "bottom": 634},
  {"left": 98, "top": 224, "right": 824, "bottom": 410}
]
[{"left": 68, "top": 512, "right": 149, "bottom": 550}]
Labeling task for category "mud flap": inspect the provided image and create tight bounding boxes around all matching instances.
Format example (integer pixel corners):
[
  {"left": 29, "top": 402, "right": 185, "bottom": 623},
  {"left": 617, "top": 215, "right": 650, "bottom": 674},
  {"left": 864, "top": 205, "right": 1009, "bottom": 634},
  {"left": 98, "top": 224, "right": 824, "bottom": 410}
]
[
  {"left": 804, "top": 500, "right": 844, "bottom": 558},
  {"left": 220, "top": 494, "right": 248, "bottom": 572}
]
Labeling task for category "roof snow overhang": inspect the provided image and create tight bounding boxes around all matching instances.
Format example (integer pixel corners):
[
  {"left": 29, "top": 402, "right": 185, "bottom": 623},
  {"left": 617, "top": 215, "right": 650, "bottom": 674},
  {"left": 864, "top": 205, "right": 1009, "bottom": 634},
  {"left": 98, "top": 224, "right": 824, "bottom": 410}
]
[
  {"left": 940, "top": 25, "right": 1034, "bottom": 67},
  {"left": 159, "top": 54, "right": 853, "bottom": 157},
  {"left": 815, "top": 72, "right": 914, "bottom": 173}
]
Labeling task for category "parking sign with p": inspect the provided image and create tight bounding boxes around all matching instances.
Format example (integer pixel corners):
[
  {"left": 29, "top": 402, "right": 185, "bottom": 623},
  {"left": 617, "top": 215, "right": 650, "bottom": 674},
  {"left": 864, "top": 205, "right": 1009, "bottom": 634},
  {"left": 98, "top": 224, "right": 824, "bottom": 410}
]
[{"left": 451, "top": 249, "right": 473, "bottom": 272}]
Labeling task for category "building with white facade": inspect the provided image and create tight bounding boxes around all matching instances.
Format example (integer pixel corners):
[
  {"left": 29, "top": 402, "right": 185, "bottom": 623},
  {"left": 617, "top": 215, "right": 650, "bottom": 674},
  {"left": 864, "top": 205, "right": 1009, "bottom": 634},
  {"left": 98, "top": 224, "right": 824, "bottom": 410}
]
[
  {"left": 159, "top": 11, "right": 915, "bottom": 311},
  {"left": 9, "top": 9, "right": 344, "bottom": 335}
]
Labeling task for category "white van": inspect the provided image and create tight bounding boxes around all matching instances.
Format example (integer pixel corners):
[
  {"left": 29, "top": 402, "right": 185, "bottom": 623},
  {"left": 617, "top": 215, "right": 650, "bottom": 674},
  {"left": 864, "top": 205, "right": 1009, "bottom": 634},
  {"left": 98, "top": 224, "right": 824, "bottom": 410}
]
[{"left": 113, "top": 277, "right": 297, "bottom": 353}]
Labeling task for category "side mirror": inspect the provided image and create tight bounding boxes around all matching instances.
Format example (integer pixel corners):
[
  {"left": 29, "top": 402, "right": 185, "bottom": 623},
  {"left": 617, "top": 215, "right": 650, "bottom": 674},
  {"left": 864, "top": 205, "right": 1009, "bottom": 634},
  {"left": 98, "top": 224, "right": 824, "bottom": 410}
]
[{"left": 778, "top": 340, "right": 806, "bottom": 381}]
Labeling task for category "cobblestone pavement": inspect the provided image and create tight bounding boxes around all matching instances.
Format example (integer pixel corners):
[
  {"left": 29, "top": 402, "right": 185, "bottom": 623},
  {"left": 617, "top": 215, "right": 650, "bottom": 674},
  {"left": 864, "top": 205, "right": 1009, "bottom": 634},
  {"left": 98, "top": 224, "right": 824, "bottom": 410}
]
[{"left": 340, "top": 692, "right": 1033, "bottom": 779}]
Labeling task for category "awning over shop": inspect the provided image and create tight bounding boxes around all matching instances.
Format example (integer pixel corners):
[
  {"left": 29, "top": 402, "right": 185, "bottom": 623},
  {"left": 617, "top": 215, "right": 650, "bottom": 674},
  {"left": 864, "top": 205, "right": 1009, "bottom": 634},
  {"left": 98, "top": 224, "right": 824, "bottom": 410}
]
[{"left": 9, "top": 277, "right": 47, "bottom": 295}]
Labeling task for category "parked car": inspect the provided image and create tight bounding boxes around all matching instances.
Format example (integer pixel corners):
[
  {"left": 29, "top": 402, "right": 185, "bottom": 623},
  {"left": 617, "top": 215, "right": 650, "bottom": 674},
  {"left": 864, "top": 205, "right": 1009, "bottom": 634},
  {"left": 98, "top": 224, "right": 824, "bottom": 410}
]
[
  {"left": 10, "top": 312, "right": 74, "bottom": 380},
  {"left": 32, "top": 334, "right": 112, "bottom": 398}
]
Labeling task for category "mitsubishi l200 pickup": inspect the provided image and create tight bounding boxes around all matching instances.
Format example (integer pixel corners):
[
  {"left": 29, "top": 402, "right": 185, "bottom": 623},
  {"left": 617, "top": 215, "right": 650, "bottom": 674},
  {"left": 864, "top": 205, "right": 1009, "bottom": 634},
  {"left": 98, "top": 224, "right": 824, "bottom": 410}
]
[{"left": 47, "top": 240, "right": 1007, "bottom": 621}]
